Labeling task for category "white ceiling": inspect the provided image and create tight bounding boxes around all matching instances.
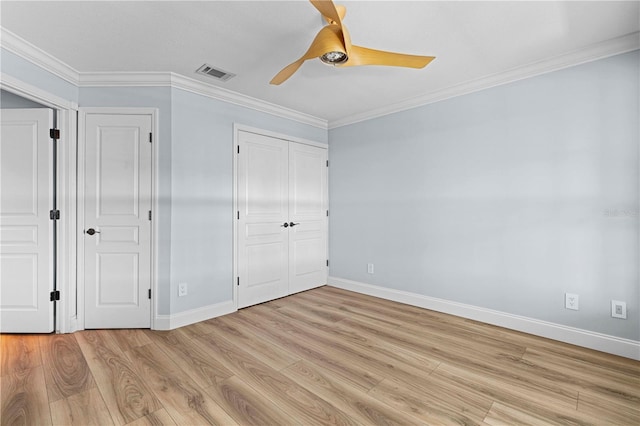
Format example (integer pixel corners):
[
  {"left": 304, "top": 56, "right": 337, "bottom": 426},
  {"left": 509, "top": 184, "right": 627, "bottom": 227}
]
[{"left": 2, "top": 1, "right": 639, "bottom": 125}]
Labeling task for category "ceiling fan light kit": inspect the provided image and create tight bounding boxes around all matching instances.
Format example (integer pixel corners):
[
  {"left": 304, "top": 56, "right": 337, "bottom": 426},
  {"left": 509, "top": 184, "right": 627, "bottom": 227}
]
[
  {"left": 320, "top": 51, "right": 348, "bottom": 65},
  {"left": 270, "top": 0, "right": 435, "bottom": 85}
]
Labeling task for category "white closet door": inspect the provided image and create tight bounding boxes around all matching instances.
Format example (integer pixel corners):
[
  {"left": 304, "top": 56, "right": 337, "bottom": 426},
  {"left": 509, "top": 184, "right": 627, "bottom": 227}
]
[
  {"left": 288, "top": 141, "right": 328, "bottom": 294},
  {"left": 0, "top": 108, "right": 54, "bottom": 333},
  {"left": 237, "top": 131, "right": 289, "bottom": 308},
  {"left": 236, "top": 131, "right": 327, "bottom": 309},
  {"left": 83, "top": 113, "right": 152, "bottom": 328}
]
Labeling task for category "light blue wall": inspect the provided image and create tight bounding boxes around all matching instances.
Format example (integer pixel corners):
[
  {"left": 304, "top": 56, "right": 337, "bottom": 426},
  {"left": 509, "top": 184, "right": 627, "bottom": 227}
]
[
  {"left": 170, "top": 88, "right": 326, "bottom": 313},
  {"left": 79, "top": 87, "right": 174, "bottom": 314},
  {"left": 1, "top": 48, "right": 79, "bottom": 102},
  {"left": 329, "top": 50, "right": 639, "bottom": 340}
]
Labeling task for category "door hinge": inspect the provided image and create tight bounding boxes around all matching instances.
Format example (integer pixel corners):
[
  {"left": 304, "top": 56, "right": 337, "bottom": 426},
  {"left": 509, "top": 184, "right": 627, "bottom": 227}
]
[
  {"left": 237, "top": 277, "right": 240, "bottom": 286},
  {"left": 149, "top": 133, "right": 152, "bottom": 143},
  {"left": 326, "top": 160, "right": 329, "bottom": 167},
  {"left": 50, "top": 290, "right": 60, "bottom": 301},
  {"left": 326, "top": 210, "right": 329, "bottom": 217},
  {"left": 237, "top": 146, "right": 240, "bottom": 154},
  {"left": 148, "top": 210, "right": 152, "bottom": 221},
  {"left": 237, "top": 211, "right": 240, "bottom": 220},
  {"left": 326, "top": 259, "right": 329, "bottom": 267},
  {"left": 50, "top": 129, "right": 60, "bottom": 140},
  {"left": 148, "top": 289, "right": 151, "bottom": 299},
  {"left": 49, "top": 210, "right": 60, "bottom": 220}
]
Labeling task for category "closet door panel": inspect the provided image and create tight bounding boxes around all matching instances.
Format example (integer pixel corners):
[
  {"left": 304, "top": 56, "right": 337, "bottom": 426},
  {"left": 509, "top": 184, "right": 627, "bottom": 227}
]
[
  {"left": 288, "top": 142, "right": 328, "bottom": 294},
  {"left": 237, "top": 131, "right": 289, "bottom": 308}
]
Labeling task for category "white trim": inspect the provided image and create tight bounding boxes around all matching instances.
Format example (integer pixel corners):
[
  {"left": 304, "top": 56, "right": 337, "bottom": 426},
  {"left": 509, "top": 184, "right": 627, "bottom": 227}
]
[
  {"left": 78, "top": 72, "right": 173, "bottom": 87},
  {"left": 0, "top": 27, "right": 80, "bottom": 85},
  {"left": 57, "top": 109, "right": 79, "bottom": 333},
  {"left": 2, "top": 28, "right": 326, "bottom": 129},
  {"left": 328, "top": 277, "right": 640, "bottom": 361},
  {"left": 154, "top": 300, "right": 236, "bottom": 330},
  {"left": 79, "top": 72, "right": 328, "bottom": 130},
  {"left": 235, "top": 123, "right": 328, "bottom": 149},
  {"left": 329, "top": 32, "right": 640, "bottom": 129},
  {"left": 232, "top": 126, "right": 240, "bottom": 310},
  {"left": 0, "top": 73, "right": 78, "bottom": 111},
  {"left": 77, "top": 107, "right": 159, "bottom": 330},
  {"left": 151, "top": 112, "right": 161, "bottom": 332},
  {"left": 170, "top": 74, "right": 327, "bottom": 130},
  {"left": 76, "top": 112, "right": 87, "bottom": 330}
]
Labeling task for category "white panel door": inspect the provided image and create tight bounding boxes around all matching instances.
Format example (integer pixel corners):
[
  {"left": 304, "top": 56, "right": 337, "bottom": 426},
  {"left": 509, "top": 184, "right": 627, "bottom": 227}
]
[
  {"left": 0, "top": 108, "right": 54, "bottom": 332},
  {"left": 288, "top": 142, "right": 328, "bottom": 293},
  {"left": 84, "top": 113, "right": 152, "bottom": 328},
  {"left": 236, "top": 131, "right": 327, "bottom": 308},
  {"left": 237, "top": 131, "right": 289, "bottom": 308}
]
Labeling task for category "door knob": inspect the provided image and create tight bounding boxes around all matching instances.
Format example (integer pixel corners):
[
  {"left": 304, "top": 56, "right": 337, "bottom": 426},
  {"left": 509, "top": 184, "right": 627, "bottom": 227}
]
[
  {"left": 280, "top": 222, "right": 289, "bottom": 228},
  {"left": 86, "top": 228, "right": 100, "bottom": 235},
  {"left": 289, "top": 222, "right": 300, "bottom": 227}
]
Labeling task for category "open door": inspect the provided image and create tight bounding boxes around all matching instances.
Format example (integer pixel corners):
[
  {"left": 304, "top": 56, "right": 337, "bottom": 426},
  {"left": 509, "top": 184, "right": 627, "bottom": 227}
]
[{"left": 0, "top": 108, "right": 54, "bottom": 333}]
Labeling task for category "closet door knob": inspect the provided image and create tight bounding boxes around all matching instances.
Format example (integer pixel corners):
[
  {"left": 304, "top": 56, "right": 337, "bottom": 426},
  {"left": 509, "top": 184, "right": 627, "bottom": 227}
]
[
  {"left": 289, "top": 222, "right": 300, "bottom": 227},
  {"left": 86, "top": 228, "right": 100, "bottom": 235},
  {"left": 281, "top": 222, "right": 289, "bottom": 228}
]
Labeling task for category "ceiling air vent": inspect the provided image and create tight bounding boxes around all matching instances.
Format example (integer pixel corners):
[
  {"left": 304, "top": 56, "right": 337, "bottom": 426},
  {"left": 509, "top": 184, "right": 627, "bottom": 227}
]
[{"left": 196, "top": 64, "right": 236, "bottom": 82}]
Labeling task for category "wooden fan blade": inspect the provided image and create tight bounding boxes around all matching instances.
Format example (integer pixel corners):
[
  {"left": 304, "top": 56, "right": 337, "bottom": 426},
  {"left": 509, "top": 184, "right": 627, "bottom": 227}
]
[
  {"left": 310, "top": 0, "right": 342, "bottom": 25},
  {"left": 342, "top": 45, "right": 435, "bottom": 69},
  {"left": 270, "top": 58, "right": 307, "bottom": 85},
  {"left": 270, "top": 25, "right": 346, "bottom": 85},
  {"left": 323, "top": 5, "right": 347, "bottom": 24},
  {"left": 341, "top": 22, "right": 352, "bottom": 57}
]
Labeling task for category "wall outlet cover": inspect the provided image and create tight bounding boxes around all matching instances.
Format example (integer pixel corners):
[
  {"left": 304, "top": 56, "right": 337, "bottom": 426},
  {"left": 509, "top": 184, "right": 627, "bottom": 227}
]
[
  {"left": 178, "top": 282, "right": 188, "bottom": 297},
  {"left": 611, "top": 300, "right": 627, "bottom": 319},
  {"left": 565, "top": 293, "right": 579, "bottom": 310}
]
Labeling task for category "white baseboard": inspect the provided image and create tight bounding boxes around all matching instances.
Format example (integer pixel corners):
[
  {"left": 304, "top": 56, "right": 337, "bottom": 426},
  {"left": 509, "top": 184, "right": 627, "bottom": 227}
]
[
  {"left": 328, "top": 276, "right": 640, "bottom": 360},
  {"left": 154, "top": 300, "right": 236, "bottom": 330}
]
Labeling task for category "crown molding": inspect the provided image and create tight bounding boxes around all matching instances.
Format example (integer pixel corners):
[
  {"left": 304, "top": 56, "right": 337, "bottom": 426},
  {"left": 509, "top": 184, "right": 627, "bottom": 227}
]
[
  {"left": 169, "top": 73, "right": 328, "bottom": 129},
  {"left": 78, "top": 72, "right": 173, "bottom": 87},
  {"left": 0, "top": 27, "right": 80, "bottom": 85},
  {"left": 2, "top": 28, "right": 327, "bottom": 130},
  {"left": 329, "top": 32, "right": 640, "bottom": 129},
  {"left": 3, "top": 25, "right": 635, "bottom": 132},
  {"left": 79, "top": 71, "right": 327, "bottom": 129}
]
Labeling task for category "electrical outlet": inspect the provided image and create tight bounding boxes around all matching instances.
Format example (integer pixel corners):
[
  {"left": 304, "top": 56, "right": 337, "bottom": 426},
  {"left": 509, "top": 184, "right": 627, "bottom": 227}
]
[
  {"left": 565, "top": 293, "right": 579, "bottom": 310},
  {"left": 611, "top": 300, "right": 627, "bottom": 319},
  {"left": 367, "top": 263, "right": 374, "bottom": 274},
  {"left": 178, "top": 282, "right": 188, "bottom": 297}
]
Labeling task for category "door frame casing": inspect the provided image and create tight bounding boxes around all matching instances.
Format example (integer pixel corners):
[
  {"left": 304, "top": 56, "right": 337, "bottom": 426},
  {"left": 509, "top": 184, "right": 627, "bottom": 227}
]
[
  {"left": 232, "top": 123, "right": 328, "bottom": 309},
  {"left": 78, "top": 107, "right": 159, "bottom": 330}
]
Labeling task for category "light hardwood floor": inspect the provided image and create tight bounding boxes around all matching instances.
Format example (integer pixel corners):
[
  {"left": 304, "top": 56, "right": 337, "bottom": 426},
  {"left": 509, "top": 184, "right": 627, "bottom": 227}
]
[{"left": 1, "top": 286, "right": 639, "bottom": 425}]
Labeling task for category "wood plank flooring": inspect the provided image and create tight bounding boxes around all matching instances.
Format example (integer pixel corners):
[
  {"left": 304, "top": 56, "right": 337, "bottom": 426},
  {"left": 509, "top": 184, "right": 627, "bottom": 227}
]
[{"left": 1, "top": 286, "right": 639, "bottom": 425}]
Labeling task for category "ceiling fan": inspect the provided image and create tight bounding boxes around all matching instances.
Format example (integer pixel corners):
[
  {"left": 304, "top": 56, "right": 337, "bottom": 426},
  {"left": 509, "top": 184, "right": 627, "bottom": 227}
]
[{"left": 270, "top": 0, "right": 435, "bottom": 85}]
